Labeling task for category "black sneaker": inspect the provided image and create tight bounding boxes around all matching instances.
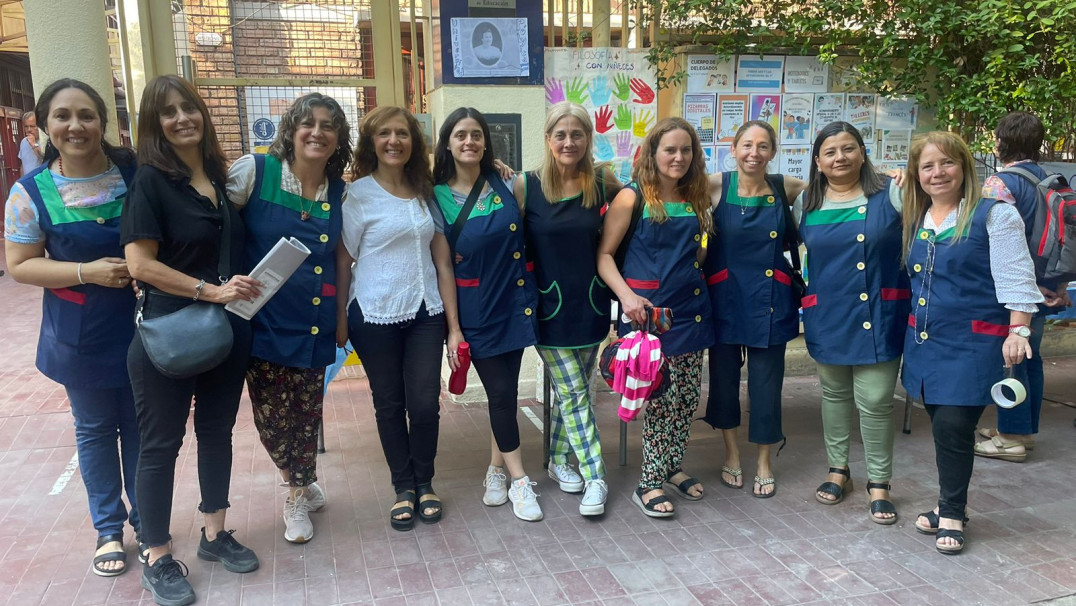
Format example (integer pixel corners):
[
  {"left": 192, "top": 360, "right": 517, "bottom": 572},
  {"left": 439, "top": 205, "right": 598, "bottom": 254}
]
[
  {"left": 196, "top": 528, "right": 259, "bottom": 573},
  {"left": 141, "top": 554, "right": 195, "bottom": 606}
]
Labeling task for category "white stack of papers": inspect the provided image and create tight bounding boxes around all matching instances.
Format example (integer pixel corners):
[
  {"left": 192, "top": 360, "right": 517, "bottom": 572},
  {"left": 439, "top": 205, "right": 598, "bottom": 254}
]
[{"left": 226, "top": 237, "right": 311, "bottom": 320}]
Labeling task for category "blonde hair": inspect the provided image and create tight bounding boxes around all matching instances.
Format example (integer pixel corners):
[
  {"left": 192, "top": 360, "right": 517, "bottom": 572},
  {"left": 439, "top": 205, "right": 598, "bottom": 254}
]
[
  {"left": 901, "top": 131, "right": 982, "bottom": 264},
  {"left": 631, "top": 117, "right": 712, "bottom": 234},
  {"left": 539, "top": 102, "right": 601, "bottom": 209}
]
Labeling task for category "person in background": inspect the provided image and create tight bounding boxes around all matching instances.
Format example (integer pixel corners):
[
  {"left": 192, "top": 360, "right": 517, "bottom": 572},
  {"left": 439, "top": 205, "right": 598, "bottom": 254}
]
[
  {"left": 975, "top": 111, "right": 1071, "bottom": 463},
  {"left": 227, "top": 93, "right": 352, "bottom": 543},
  {"left": 19, "top": 111, "right": 44, "bottom": 176},
  {"left": 4, "top": 79, "right": 140, "bottom": 578}
]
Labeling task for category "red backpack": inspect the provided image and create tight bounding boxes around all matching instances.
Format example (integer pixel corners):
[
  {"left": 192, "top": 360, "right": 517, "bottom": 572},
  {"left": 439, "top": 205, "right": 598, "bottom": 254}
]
[{"left": 1000, "top": 165, "right": 1076, "bottom": 282}]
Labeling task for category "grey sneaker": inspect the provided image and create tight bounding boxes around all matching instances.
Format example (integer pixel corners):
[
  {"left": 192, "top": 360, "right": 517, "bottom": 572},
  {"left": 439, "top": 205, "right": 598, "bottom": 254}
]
[
  {"left": 482, "top": 465, "right": 508, "bottom": 506},
  {"left": 579, "top": 479, "right": 608, "bottom": 516},
  {"left": 304, "top": 483, "right": 327, "bottom": 512},
  {"left": 548, "top": 463, "right": 585, "bottom": 493},
  {"left": 283, "top": 494, "right": 314, "bottom": 544},
  {"left": 507, "top": 476, "right": 544, "bottom": 521}
]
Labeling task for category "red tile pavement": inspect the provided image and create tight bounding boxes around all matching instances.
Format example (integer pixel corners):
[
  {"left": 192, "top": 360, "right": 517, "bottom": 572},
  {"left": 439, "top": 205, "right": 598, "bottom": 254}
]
[{"left": 2, "top": 248, "right": 1076, "bottom": 605}]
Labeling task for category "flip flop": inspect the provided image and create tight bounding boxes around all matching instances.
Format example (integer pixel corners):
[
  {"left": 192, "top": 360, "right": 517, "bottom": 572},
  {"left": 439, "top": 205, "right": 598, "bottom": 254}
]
[
  {"left": 720, "top": 465, "right": 743, "bottom": 489},
  {"left": 753, "top": 476, "right": 777, "bottom": 499}
]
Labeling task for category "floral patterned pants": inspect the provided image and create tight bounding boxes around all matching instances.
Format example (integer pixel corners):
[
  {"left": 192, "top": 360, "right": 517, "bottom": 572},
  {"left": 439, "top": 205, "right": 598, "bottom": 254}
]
[
  {"left": 246, "top": 358, "right": 325, "bottom": 487},
  {"left": 640, "top": 350, "right": 704, "bottom": 490}
]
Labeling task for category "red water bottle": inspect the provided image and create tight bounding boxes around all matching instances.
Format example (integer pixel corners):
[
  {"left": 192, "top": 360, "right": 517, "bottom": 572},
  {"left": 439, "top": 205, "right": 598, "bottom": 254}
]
[{"left": 449, "top": 342, "right": 471, "bottom": 395}]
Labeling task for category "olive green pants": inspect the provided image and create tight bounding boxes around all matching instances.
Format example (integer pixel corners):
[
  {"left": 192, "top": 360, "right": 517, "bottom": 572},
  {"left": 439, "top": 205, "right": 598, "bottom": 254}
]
[{"left": 817, "top": 358, "right": 901, "bottom": 482}]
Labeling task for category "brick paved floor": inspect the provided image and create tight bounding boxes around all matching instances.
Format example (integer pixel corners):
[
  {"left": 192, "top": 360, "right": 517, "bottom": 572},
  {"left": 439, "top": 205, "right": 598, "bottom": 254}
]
[{"left": 1, "top": 249, "right": 1075, "bottom": 606}]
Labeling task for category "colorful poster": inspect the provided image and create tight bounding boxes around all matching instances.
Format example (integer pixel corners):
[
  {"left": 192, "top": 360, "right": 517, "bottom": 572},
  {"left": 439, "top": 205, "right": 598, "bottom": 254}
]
[
  {"left": 683, "top": 93, "right": 717, "bottom": 145},
  {"left": 845, "top": 94, "right": 877, "bottom": 142},
  {"left": 784, "top": 56, "right": 829, "bottom": 93},
  {"left": 702, "top": 146, "right": 718, "bottom": 174},
  {"left": 715, "top": 145, "right": 737, "bottom": 173},
  {"left": 686, "top": 55, "right": 735, "bottom": 93},
  {"left": 750, "top": 94, "right": 781, "bottom": 132},
  {"left": 780, "top": 94, "right": 814, "bottom": 145},
  {"left": 545, "top": 48, "right": 657, "bottom": 180},
  {"left": 450, "top": 18, "right": 530, "bottom": 78},
  {"left": 779, "top": 145, "right": 812, "bottom": 182},
  {"left": 717, "top": 94, "right": 749, "bottom": 143},
  {"left": 881, "top": 130, "right": 912, "bottom": 162},
  {"left": 877, "top": 96, "right": 918, "bottom": 130},
  {"left": 736, "top": 55, "right": 785, "bottom": 92},
  {"left": 813, "top": 93, "right": 845, "bottom": 138}
]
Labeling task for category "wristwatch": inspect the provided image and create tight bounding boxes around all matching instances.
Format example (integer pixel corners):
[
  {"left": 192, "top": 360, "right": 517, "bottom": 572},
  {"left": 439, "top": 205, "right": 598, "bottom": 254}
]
[{"left": 1008, "top": 325, "right": 1032, "bottom": 338}]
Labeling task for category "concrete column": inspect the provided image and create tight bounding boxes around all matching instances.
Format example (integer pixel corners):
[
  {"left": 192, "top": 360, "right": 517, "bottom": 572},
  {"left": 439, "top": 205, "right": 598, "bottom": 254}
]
[
  {"left": 593, "top": 0, "right": 611, "bottom": 47},
  {"left": 24, "top": 0, "right": 118, "bottom": 141}
]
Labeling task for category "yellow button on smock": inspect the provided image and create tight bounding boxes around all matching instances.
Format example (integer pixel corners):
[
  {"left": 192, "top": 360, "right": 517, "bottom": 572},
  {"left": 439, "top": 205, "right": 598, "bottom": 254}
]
[
  {"left": 695, "top": 315, "right": 702, "bottom": 322},
  {"left": 694, "top": 234, "right": 701, "bottom": 242},
  {"left": 920, "top": 331, "right": 929, "bottom": 340},
  {"left": 856, "top": 262, "right": 865, "bottom": 270},
  {"left": 765, "top": 269, "right": 774, "bottom": 277},
  {"left": 319, "top": 234, "right": 329, "bottom": 243},
  {"left": 694, "top": 288, "right": 700, "bottom": 295},
  {"left": 314, "top": 266, "right": 323, "bottom": 275},
  {"left": 96, "top": 217, "right": 106, "bottom": 224},
  {"left": 918, "top": 297, "right": 926, "bottom": 305},
  {"left": 321, "top": 202, "right": 331, "bottom": 211},
  {"left": 493, "top": 196, "right": 502, "bottom": 205},
  {"left": 913, "top": 264, "right": 922, "bottom": 272},
  {"left": 509, "top": 223, "right": 518, "bottom": 232},
  {"left": 516, "top": 279, "right": 525, "bottom": 287},
  {"left": 858, "top": 206, "right": 866, "bottom": 214},
  {"left": 769, "top": 231, "right": 778, "bottom": 239},
  {"left": 524, "top": 308, "right": 533, "bottom": 316},
  {"left": 766, "top": 196, "right": 775, "bottom": 204},
  {"left": 860, "top": 293, "right": 869, "bottom": 301},
  {"left": 856, "top": 234, "right": 865, "bottom": 242},
  {"left": 310, "top": 327, "right": 320, "bottom": 335},
  {"left": 312, "top": 297, "right": 321, "bottom": 306},
  {"left": 693, "top": 261, "right": 700, "bottom": 269},
  {"left": 513, "top": 251, "right": 521, "bottom": 260},
  {"left": 862, "top": 321, "right": 872, "bottom": 330}
]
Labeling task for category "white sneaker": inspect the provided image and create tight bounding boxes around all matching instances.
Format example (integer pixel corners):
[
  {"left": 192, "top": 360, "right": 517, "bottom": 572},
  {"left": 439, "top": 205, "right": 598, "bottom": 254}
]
[
  {"left": 482, "top": 466, "right": 508, "bottom": 506},
  {"left": 305, "top": 483, "right": 327, "bottom": 512},
  {"left": 548, "top": 463, "right": 585, "bottom": 493},
  {"left": 579, "top": 479, "right": 608, "bottom": 516},
  {"left": 507, "top": 476, "right": 544, "bottom": 521},
  {"left": 283, "top": 494, "right": 314, "bottom": 543}
]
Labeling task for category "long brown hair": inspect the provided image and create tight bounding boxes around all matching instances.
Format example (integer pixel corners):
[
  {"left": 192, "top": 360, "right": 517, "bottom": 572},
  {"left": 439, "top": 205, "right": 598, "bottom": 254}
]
[
  {"left": 136, "top": 75, "right": 228, "bottom": 185},
  {"left": 350, "top": 106, "right": 432, "bottom": 200},
  {"left": 901, "top": 131, "right": 982, "bottom": 264},
  {"left": 632, "top": 117, "right": 712, "bottom": 234},
  {"left": 539, "top": 102, "right": 601, "bottom": 209}
]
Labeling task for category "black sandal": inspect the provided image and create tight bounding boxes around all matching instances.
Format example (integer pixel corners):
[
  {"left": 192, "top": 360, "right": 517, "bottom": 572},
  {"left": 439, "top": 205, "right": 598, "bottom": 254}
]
[
  {"left": 416, "top": 484, "right": 443, "bottom": 524},
  {"left": 915, "top": 509, "right": 970, "bottom": 535},
  {"left": 815, "top": 467, "right": 852, "bottom": 505},
  {"left": 865, "top": 481, "right": 898, "bottom": 525},
  {"left": 665, "top": 469, "right": 704, "bottom": 501},
  {"left": 390, "top": 489, "right": 416, "bottom": 532},
  {"left": 935, "top": 527, "right": 965, "bottom": 555},
  {"left": 92, "top": 533, "right": 127, "bottom": 577},
  {"left": 632, "top": 486, "right": 674, "bottom": 518}
]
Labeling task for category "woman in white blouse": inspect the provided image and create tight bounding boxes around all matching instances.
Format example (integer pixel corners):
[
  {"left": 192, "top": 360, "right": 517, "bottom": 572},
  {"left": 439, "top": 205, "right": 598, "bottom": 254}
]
[{"left": 335, "top": 106, "right": 463, "bottom": 532}]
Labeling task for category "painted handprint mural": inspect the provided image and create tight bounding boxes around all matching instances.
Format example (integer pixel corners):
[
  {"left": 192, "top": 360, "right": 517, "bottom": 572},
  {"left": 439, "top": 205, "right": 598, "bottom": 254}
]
[{"left": 545, "top": 48, "right": 658, "bottom": 184}]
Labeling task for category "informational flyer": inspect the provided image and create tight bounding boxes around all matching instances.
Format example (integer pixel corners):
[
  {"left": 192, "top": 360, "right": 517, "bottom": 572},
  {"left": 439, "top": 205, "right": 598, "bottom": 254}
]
[
  {"left": 683, "top": 93, "right": 717, "bottom": 145},
  {"left": 702, "top": 146, "right": 718, "bottom": 174},
  {"left": 784, "top": 56, "right": 829, "bottom": 93},
  {"left": 845, "top": 94, "right": 877, "bottom": 142},
  {"left": 881, "top": 129, "right": 912, "bottom": 162},
  {"left": 780, "top": 94, "right": 814, "bottom": 145},
  {"left": 686, "top": 55, "right": 735, "bottom": 93},
  {"left": 717, "top": 94, "right": 749, "bottom": 143},
  {"left": 779, "top": 145, "right": 812, "bottom": 182},
  {"left": 545, "top": 48, "right": 657, "bottom": 180},
  {"left": 451, "top": 18, "right": 530, "bottom": 78},
  {"left": 750, "top": 94, "right": 781, "bottom": 132},
  {"left": 877, "top": 96, "right": 918, "bottom": 130},
  {"left": 736, "top": 55, "right": 784, "bottom": 92},
  {"left": 813, "top": 93, "right": 845, "bottom": 138},
  {"left": 715, "top": 145, "right": 737, "bottom": 173}
]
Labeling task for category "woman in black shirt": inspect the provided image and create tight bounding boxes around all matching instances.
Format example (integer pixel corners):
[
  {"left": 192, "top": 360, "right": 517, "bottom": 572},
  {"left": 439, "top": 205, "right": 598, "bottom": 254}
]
[{"left": 122, "top": 75, "right": 261, "bottom": 606}]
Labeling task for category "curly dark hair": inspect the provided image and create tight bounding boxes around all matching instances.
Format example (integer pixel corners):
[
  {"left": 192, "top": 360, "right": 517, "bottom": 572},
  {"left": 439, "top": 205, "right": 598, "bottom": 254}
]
[
  {"left": 267, "top": 92, "right": 353, "bottom": 181},
  {"left": 350, "top": 106, "right": 431, "bottom": 199}
]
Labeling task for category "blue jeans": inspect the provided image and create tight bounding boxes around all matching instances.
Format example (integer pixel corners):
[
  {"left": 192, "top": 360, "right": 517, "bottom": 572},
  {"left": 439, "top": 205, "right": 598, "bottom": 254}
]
[
  {"left": 998, "top": 313, "right": 1045, "bottom": 435},
  {"left": 65, "top": 385, "right": 141, "bottom": 538}
]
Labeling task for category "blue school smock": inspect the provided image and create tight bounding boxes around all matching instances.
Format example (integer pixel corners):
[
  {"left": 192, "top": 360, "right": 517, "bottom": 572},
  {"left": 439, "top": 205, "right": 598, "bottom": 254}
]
[
  {"left": 432, "top": 175, "right": 538, "bottom": 359},
  {"left": 901, "top": 199, "right": 1010, "bottom": 406},
  {"left": 21, "top": 163, "right": 137, "bottom": 389},
  {"left": 523, "top": 172, "right": 612, "bottom": 348},
  {"left": 704, "top": 172, "right": 799, "bottom": 348},
  {"left": 617, "top": 185, "right": 714, "bottom": 356},
  {"left": 799, "top": 179, "right": 910, "bottom": 365},
  {"left": 241, "top": 154, "right": 343, "bottom": 369}
]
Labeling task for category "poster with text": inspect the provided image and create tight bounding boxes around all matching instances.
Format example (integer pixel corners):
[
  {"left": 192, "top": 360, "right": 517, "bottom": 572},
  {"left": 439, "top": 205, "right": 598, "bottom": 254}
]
[
  {"left": 813, "top": 93, "right": 846, "bottom": 138},
  {"left": 877, "top": 96, "right": 918, "bottom": 130},
  {"left": 736, "top": 55, "right": 784, "bottom": 92},
  {"left": 784, "top": 56, "right": 829, "bottom": 93},
  {"left": 683, "top": 94, "right": 717, "bottom": 145},
  {"left": 545, "top": 48, "right": 657, "bottom": 182},
  {"left": 451, "top": 18, "right": 530, "bottom": 78},
  {"left": 750, "top": 94, "right": 781, "bottom": 132},
  {"left": 703, "top": 147, "right": 718, "bottom": 174},
  {"left": 780, "top": 94, "right": 814, "bottom": 145},
  {"left": 881, "top": 130, "right": 912, "bottom": 163},
  {"left": 844, "top": 94, "right": 877, "bottom": 142},
  {"left": 717, "top": 94, "right": 749, "bottom": 143},
  {"left": 686, "top": 55, "right": 735, "bottom": 93},
  {"left": 779, "top": 146, "right": 812, "bottom": 182}
]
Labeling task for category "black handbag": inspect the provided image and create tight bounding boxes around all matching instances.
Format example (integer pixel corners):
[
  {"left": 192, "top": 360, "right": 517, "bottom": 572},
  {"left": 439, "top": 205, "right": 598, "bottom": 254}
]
[{"left": 136, "top": 191, "right": 235, "bottom": 379}]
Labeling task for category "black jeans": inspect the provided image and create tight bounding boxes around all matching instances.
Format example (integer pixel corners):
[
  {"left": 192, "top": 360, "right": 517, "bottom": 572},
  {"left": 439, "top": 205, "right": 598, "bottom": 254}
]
[
  {"left": 704, "top": 342, "right": 787, "bottom": 445},
  {"left": 128, "top": 296, "right": 251, "bottom": 547},
  {"left": 924, "top": 403, "right": 986, "bottom": 520},
  {"left": 348, "top": 301, "right": 446, "bottom": 493},
  {"left": 473, "top": 348, "right": 525, "bottom": 453}
]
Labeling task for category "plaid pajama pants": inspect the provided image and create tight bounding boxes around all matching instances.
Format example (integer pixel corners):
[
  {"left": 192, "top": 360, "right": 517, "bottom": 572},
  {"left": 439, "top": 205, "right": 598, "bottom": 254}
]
[{"left": 538, "top": 346, "right": 606, "bottom": 481}]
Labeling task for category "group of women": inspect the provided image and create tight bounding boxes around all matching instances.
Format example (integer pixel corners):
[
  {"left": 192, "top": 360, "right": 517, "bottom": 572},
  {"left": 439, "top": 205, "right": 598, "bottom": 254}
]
[{"left": 3, "top": 74, "right": 1043, "bottom": 606}]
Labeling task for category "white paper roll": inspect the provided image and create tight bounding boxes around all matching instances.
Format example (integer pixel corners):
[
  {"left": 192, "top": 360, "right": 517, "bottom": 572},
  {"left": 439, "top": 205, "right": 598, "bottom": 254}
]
[{"left": 991, "top": 378, "right": 1027, "bottom": 409}]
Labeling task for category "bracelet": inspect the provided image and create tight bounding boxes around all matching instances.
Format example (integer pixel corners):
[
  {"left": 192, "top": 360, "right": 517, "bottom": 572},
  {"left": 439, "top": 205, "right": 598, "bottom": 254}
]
[
  {"left": 193, "top": 279, "right": 206, "bottom": 301},
  {"left": 77, "top": 262, "right": 85, "bottom": 285}
]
